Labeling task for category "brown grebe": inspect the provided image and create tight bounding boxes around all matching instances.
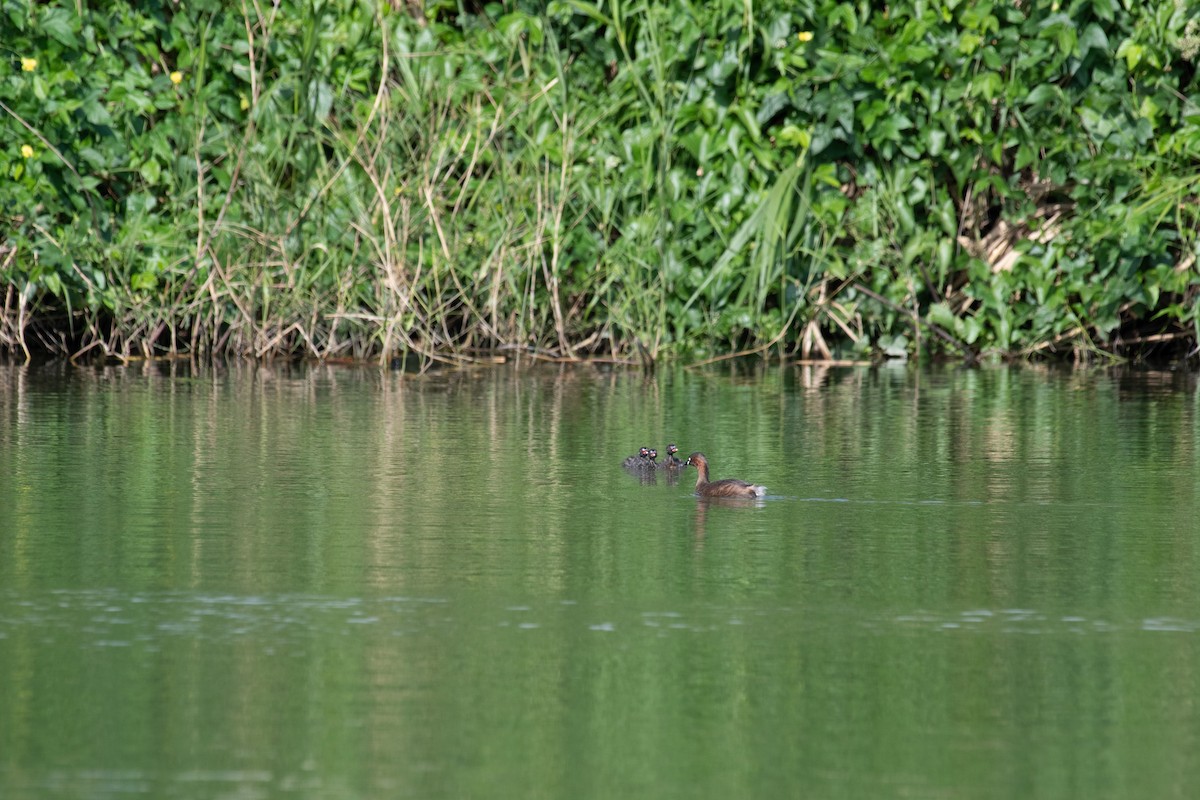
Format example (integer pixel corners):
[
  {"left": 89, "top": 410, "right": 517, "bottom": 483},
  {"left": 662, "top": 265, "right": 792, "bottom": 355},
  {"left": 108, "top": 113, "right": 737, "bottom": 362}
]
[
  {"left": 623, "top": 446, "right": 652, "bottom": 470},
  {"left": 659, "top": 443, "right": 685, "bottom": 469},
  {"left": 685, "top": 452, "right": 766, "bottom": 498}
]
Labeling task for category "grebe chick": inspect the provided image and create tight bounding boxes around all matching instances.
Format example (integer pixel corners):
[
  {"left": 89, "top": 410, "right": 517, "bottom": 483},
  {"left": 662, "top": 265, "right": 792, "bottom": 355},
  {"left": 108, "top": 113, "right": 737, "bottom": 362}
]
[
  {"left": 659, "top": 443, "right": 685, "bottom": 469},
  {"left": 684, "top": 452, "right": 766, "bottom": 498},
  {"left": 623, "top": 446, "right": 651, "bottom": 469},
  {"left": 645, "top": 448, "right": 659, "bottom": 469}
]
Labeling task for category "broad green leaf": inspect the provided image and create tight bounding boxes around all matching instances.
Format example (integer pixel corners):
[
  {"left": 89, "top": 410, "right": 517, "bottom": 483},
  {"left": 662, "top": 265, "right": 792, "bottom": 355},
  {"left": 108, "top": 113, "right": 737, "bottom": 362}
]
[
  {"left": 1078, "top": 24, "right": 1109, "bottom": 58},
  {"left": 1022, "top": 84, "right": 1061, "bottom": 106},
  {"left": 1116, "top": 39, "right": 1144, "bottom": 70},
  {"left": 927, "top": 128, "right": 946, "bottom": 156},
  {"left": 138, "top": 159, "right": 162, "bottom": 184},
  {"left": 1091, "top": 0, "right": 1115, "bottom": 21},
  {"left": 958, "top": 32, "right": 982, "bottom": 54},
  {"left": 928, "top": 301, "right": 956, "bottom": 330},
  {"left": 41, "top": 7, "right": 78, "bottom": 46},
  {"left": 83, "top": 98, "right": 112, "bottom": 125}
]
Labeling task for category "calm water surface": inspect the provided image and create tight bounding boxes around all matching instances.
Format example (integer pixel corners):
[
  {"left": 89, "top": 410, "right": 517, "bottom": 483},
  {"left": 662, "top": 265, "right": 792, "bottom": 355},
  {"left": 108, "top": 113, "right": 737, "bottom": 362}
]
[{"left": 1, "top": 361, "right": 1199, "bottom": 799}]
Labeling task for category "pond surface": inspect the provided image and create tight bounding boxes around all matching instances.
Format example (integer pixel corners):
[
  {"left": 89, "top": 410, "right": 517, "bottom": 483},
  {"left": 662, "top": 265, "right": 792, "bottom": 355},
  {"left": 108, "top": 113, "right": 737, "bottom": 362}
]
[{"left": 1, "top": 360, "right": 1198, "bottom": 799}]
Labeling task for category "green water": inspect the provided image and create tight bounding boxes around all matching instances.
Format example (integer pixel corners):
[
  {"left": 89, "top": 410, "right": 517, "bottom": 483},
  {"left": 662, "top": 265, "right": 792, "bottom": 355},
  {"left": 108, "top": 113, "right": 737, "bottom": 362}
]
[{"left": 1, "top": 361, "right": 1199, "bottom": 799}]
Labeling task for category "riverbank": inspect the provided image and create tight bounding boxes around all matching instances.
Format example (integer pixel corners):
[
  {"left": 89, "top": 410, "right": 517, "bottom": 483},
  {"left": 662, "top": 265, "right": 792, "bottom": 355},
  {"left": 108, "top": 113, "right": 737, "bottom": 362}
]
[{"left": 3, "top": 2, "right": 1198, "bottom": 365}]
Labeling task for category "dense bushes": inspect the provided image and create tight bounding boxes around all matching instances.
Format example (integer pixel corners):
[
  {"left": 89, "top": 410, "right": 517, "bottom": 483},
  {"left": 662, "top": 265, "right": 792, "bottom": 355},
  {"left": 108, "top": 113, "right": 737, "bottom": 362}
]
[{"left": 2, "top": 0, "right": 1198, "bottom": 363}]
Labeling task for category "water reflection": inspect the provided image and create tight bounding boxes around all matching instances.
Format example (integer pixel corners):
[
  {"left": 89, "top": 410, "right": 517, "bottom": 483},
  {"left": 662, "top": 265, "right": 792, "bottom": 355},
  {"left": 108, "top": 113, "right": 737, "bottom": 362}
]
[
  {"left": 2, "top": 362, "right": 1200, "bottom": 799},
  {"left": 690, "top": 494, "right": 768, "bottom": 543}
]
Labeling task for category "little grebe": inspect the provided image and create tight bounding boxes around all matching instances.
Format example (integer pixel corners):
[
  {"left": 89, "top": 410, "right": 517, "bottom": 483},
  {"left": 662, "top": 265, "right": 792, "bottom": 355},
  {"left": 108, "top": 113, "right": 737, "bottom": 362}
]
[
  {"left": 685, "top": 452, "right": 766, "bottom": 498},
  {"left": 623, "top": 446, "right": 651, "bottom": 469},
  {"left": 659, "top": 443, "right": 685, "bottom": 469}
]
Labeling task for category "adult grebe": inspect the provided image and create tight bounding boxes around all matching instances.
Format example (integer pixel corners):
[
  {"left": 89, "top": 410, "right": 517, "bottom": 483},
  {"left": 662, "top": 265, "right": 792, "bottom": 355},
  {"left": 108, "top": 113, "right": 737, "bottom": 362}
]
[{"left": 684, "top": 452, "right": 766, "bottom": 498}]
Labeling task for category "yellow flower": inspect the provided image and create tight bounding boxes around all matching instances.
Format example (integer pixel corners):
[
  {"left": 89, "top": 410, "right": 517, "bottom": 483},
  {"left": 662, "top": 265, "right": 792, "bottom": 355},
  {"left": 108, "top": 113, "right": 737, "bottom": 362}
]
[
  {"left": 797, "top": 31, "right": 814, "bottom": 43},
  {"left": 21, "top": 57, "right": 37, "bottom": 72},
  {"left": 170, "top": 71, "right": 183, "bottom": 85},
  {"left": 239, "top": 94, "right": 250, "bottom": 111},
  {"left": 21, "top": 145, "right": 34, "bottom": 158}
]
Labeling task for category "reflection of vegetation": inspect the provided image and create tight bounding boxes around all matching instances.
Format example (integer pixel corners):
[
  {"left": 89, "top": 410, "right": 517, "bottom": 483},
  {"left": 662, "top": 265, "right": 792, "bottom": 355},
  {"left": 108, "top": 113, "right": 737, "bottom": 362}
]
[
  {"left": 1, "top": 1, "right": 1197, "bottom": 363},
  {"left": 2, "top": 363, "right": 1200, "bottom": 796}
]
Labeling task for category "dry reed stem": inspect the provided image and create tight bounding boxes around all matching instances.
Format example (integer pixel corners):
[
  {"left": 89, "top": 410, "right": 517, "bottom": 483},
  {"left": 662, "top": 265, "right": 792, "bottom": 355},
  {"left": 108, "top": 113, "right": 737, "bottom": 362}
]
[{"left": 545, "top": 154, "right": 574, "bottom": 358}]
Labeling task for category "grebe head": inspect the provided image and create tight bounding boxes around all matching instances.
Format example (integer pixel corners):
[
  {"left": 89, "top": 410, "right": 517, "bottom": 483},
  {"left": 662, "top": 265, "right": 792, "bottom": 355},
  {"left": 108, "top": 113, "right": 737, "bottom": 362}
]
[
  {"left": 647, "top": 448, "right": 658, "bottom": 461},
  {"left": 667, "top": 443, "right": 679, "bottom": 456}
]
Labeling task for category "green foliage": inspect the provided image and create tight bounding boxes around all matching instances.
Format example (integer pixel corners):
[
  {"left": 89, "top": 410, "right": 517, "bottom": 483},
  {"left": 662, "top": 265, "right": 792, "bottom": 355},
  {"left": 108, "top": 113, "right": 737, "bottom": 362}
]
[{"left": 1, "top": 0, "right": 1198, "bottom": 362}]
